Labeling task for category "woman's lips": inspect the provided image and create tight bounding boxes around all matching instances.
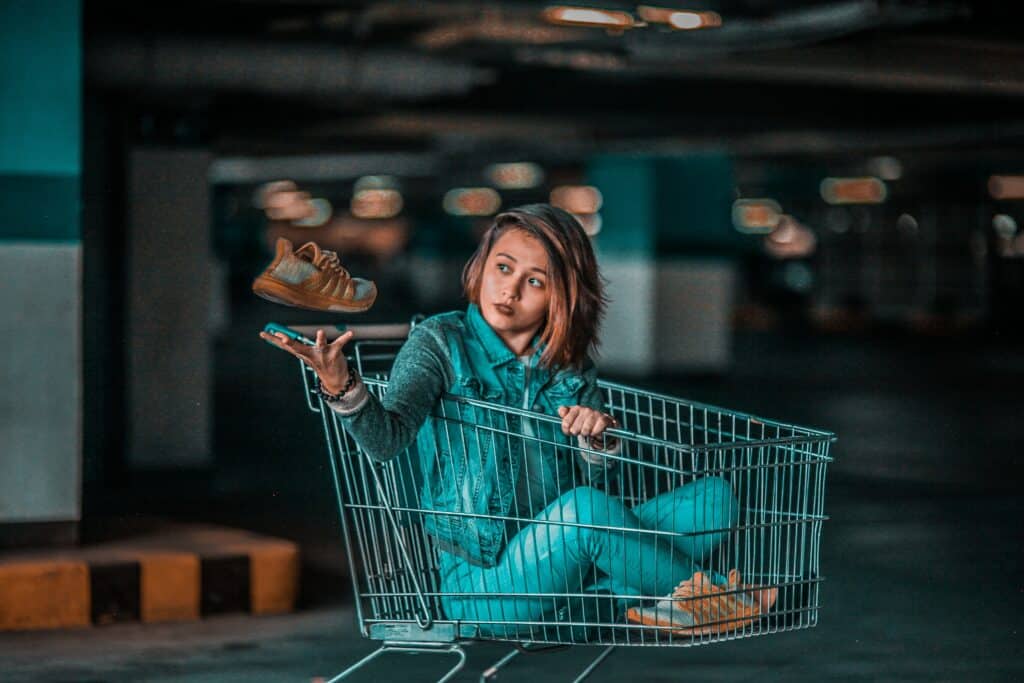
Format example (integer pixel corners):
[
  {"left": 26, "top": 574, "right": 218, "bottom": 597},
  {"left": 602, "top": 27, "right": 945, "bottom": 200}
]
[{"left": 493, "top": 303, "right": 514, "bottom": 316}]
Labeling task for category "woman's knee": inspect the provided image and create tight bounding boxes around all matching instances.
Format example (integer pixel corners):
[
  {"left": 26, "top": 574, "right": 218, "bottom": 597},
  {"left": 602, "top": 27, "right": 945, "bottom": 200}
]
[
  {"left": 697, "top": 476, "right": 739, "bottom": 527},
  {"left": 549, "top": 485, "right": 619, "bottom": 525}
]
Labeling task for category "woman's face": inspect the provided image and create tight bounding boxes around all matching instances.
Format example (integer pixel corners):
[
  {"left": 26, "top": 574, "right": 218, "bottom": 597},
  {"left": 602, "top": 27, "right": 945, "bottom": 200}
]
[{"left": 479, "top": 229, "right": 551, "bottom": 349}]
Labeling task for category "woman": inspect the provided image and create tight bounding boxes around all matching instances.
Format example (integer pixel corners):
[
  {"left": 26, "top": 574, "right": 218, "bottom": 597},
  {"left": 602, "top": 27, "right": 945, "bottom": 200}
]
[{"left": 260, "top": 204, "right": 774, "bottom": 636}]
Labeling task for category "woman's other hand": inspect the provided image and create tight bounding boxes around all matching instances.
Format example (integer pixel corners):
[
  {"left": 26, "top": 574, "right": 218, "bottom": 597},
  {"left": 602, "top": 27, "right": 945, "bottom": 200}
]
[
  {"left": 258, "top": 328, "right": 354, "bottom": 393},
  {"left": 557, "top": 405, "right": 617, "bottom": 438}
]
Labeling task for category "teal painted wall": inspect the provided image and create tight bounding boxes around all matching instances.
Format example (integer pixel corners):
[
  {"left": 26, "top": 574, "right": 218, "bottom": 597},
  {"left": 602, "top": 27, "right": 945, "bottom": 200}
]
[
  {"left": 587, "top": 152, "right": 746, "bottom": 257},
  {"left": 0, "top": 0, "right": 81, "bottom": 240},
  {"left": 588, "top": 155, "right": 657, "bottom": 255}
]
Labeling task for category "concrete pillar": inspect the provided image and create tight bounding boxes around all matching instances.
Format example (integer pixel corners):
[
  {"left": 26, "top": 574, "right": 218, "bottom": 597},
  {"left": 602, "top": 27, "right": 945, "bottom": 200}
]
[
  {"left": 126, "top": 148, "right": 214, "bottom": 468},
  {"left": 588, "top": 153, "right": 739, "bottom": 374},
  {"left": 0, "top": 0, "right": 82, "bottom": 541}
]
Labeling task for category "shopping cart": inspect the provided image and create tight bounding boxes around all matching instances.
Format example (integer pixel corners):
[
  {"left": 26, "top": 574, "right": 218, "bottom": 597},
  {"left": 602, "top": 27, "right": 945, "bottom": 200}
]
[{"left": 267, "top": 320, "right": 835, "bottom": 682}]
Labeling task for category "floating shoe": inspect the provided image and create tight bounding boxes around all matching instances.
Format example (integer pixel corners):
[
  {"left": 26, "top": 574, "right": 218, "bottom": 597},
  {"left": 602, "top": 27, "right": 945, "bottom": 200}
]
[{"left": 252, "top": 238, "right": 377, "bottom": 313}]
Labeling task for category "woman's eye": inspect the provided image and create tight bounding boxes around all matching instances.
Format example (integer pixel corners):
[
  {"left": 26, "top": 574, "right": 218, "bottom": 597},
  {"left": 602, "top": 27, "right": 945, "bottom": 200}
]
[
  {"left": 528, "top": 278, "right": 544, "bottom": 288},
  {"left": 497, "top": 263, "right": 510, "bottom": 273}
]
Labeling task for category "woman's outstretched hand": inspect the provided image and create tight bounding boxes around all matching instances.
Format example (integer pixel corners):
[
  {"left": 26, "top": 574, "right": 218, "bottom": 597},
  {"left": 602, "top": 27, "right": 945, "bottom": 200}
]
[
  {"left": 557, "top": 405, "right": 617, "bottom": 438},
  {"left": 258, "top": 328, "right": 355, "bottom": 394}
]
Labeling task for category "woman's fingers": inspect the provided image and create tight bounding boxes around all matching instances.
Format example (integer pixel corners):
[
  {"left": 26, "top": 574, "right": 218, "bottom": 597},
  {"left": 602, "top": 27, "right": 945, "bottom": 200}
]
[
  {"left": 558, "top": 406, "right": 617, "bottom": 436},
  {"left": 576, "top": 411, "right": 600, "bottom": 436},
  {"left": 560, "top": 406, "right": 578, "bottom": 434},
  {"left": 331, "top": 329, "right": 356, "bottom": 347},
  {"left": 559, "top": 407, "right": 618, "bottom": 436}
]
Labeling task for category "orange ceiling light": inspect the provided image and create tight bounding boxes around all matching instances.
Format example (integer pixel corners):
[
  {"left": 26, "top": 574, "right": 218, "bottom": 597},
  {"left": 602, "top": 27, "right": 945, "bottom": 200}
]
[
  {"left": 541, "top": 6, "right": 636, "bottom": 29},
  {"left": 637, "top": 6, "right": 722, "bottom": 29},
  {"left": 444, "top": 187, "right": 502, "bottom": 216},
  {"left": 486, "top": 162, "right": 545, "bottom": 190},
  {"left": 989, "top": 175, "right": 1024, "bottom": 200},
  {"left": 820, "top": 177, "right": 887, "bottom": 205},
  {"left": 733, "top": 199, "right": 782, "bottom": 234},
  {"left": 350, "top": 189, "right": 403, "bottom": 219},
  {"left": 550, "top": 185, "right": 603, "bottom": 214}
]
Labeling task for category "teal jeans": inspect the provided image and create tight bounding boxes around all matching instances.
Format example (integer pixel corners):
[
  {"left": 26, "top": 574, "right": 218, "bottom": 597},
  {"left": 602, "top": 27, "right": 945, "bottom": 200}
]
[{"left": 438, "top": 477, "right": 739, "bottom": 638}]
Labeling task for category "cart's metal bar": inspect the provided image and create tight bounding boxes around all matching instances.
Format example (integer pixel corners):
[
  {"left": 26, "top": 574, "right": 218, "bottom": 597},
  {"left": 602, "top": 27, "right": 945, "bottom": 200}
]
[
  {"left": 361, "top": 452, "right": 435, "bottom": 629},
  {"left": 480, "top": 648, "right": 521, "bottom": 682},
  {"left": 326, "top": 642, "right": 466, "bottom": 683},
  {"left": 360, "top": 573, "right": 826, "bottom": 601},
  {"left": 362, "top": 376, "right": 836, "bottom": 458},
  {"left": 342, "top": 502, "right": 828, "bottom": 532},
  {"left": 598, "top": 379, "right": 836, "bottom": 439},
  {"left": 316, "top": 392, "right": 370, "bottom": 638},
  {"left": 574, "top": 645, "right": 616, "bottom": 683},
  {"left": 300, "top": 362, "right": 319, "bottom": 413}
]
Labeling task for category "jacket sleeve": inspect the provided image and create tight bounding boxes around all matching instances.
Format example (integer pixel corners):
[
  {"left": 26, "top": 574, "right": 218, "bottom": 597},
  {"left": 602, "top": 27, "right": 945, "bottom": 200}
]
[{"left": 327, "top": 322, "right": 449, "bottom": 462}]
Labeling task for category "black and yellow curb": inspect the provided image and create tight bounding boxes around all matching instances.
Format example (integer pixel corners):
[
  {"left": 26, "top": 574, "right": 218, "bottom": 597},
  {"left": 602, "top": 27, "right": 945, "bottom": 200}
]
[{"left": 0, "top": 525, "right": 299, "bottom": 631}]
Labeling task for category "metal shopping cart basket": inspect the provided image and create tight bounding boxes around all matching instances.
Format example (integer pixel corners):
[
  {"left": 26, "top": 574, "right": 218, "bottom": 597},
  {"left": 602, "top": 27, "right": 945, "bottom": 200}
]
[{"left": 268, "top": 320, "right": 835, "bottom": 683}]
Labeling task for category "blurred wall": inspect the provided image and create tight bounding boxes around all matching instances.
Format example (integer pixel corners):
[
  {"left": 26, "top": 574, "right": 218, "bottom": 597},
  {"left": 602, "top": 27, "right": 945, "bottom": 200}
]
[
  {"left": 126, "top": 148, "right": 213, "bottom": 468},
  {"left": 0, "top": 1, "right": 82, "bottom": 531}
]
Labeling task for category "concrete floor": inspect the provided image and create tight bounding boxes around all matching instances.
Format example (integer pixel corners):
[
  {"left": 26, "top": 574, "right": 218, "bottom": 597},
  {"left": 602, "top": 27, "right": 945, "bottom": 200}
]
[{"left": 4, "top": 485, "right": 1020, "bottom": 682}]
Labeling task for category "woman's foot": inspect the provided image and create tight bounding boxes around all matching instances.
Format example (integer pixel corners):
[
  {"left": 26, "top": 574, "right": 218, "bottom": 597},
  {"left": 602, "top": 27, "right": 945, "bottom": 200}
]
[{"left": 625, "top": 570, "right": 778, "bottom": 636}]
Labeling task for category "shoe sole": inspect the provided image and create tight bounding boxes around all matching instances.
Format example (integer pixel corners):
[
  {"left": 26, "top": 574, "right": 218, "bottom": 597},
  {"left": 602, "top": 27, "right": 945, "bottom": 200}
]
[
  {"left": 252, "top": 275, "right": 376, "bottom": 313},
  {"left": 625, "top": 606, "right": 756, "bottom": 636}
]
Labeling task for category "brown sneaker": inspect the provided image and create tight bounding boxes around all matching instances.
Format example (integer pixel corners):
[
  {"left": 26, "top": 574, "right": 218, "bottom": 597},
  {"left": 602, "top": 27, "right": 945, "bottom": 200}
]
[
  {"left": 625, "top": 570, "right": 777, "bottom": 636},
  {"left": 252, "top": 238, "right": 377, "bottom": 313}
]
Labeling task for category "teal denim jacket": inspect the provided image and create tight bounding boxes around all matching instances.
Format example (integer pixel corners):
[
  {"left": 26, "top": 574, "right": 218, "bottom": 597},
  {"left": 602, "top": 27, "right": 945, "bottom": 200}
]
[{"left": 335, "top": 304, "right": 612, "bottom": 567}]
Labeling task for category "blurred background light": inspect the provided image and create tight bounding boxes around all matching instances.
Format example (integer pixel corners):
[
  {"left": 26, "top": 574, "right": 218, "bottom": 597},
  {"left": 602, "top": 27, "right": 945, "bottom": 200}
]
[
  {"left": 988, "top": 175, "right": 1024, "bottom": 200},
  {"left": 992, "top": 213, "right": 1017, "bottom": 239},
  {"left": 820, "top": 177, "right": 887, "bottom": 205},
  {"left": 541, "top": 6, "right": 636, "bottom": 29},
  {"left": 350, "top": 189, "right": 403, "bottom": 219},
  {"left": 550, "top": 185, "right": 603, "bottom": 214},
  {"left": 782, "top": 261, "right": 815, "bottom": 293},
  {"left": 765, "top": 215, "right": 817, "bottom": 258},
  {"left": 867, "top": 156, "right": 903, "bottom": 181},
  {"left": 354, "top": 175, "right": 399, "bottom": 192},
  {"left": 486, "top": 162, "right": 545, "bottom": 189},
  {"left": 638, "top": 6, "right": 722, "bottom": 29},
  {"left": 897, "top": 213, "right": 919, "bottom": 236},
  {"left": 732, "top": 198, "right": 782, "bottom": 234},
  {"left": 1013, "top": 232, "right": 1024, "bottom": 258},
  {"left": 574, "top": 212, "right": 602, "bottom": 236},
  {"left": 825, "top": 207, "right": 852, "bottom": 234},
  {"left": 443, "top": 187, "right": 502, "bottom": 216},
  {"left": 293, "top": 197, "right": 333, "bottom": 227}
]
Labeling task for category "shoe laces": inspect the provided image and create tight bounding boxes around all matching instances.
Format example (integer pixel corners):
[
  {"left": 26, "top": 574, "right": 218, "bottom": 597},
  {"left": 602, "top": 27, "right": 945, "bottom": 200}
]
[
  {"left": 316, "top": 249, "right": 351, "bottom": 280},
  {"left": 296, "top": 242, "right": 351, "bottom": 281}
]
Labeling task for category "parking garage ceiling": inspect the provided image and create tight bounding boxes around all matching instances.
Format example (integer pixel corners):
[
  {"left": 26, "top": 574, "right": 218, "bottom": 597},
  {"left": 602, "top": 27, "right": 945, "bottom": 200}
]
[{"left": 84, "top": 1, "right": 1024, "bottom": 157}]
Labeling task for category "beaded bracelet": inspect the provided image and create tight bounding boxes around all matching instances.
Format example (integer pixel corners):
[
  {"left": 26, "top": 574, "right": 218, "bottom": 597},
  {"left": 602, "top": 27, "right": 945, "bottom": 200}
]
[{"left": 315, "top": 368, "right": 359, "bottom": 403}]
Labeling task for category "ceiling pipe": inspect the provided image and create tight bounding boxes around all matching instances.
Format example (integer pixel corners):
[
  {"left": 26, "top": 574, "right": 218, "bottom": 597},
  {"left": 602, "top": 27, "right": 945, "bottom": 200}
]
[{"left": 87, "top": 36, "right": 496, "bottom": 100}]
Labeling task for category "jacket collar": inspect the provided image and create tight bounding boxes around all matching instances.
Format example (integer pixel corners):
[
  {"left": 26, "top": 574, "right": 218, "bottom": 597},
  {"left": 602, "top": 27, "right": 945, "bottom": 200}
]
[{"left": 466, "top": 303, "right": 546, "bottom": 370}]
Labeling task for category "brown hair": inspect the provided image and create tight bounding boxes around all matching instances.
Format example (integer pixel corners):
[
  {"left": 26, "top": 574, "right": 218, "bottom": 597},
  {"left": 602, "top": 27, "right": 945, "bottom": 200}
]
[{"left": 462, "top": 204, "right": 608, "bottom": 369}]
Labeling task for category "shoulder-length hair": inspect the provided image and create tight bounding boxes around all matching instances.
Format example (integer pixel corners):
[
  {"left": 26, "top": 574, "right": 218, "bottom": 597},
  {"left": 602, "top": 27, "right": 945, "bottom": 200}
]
[{"left": 462, "top": 204, "right": 608, "bottom": 370}]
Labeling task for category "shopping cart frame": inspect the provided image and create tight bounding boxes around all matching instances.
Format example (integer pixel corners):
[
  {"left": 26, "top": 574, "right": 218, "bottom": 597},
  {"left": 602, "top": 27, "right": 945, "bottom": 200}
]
[{"left": 267, "top": 320, "right": 836, "bottom": 682}]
